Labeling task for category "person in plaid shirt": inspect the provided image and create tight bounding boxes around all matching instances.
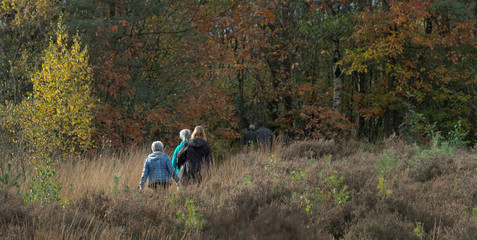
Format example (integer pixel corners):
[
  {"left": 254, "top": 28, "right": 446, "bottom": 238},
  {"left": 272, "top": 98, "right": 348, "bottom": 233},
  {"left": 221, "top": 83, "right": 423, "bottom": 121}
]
[{"left": 139, "top": 141, "right": 179, "bottom": 190}]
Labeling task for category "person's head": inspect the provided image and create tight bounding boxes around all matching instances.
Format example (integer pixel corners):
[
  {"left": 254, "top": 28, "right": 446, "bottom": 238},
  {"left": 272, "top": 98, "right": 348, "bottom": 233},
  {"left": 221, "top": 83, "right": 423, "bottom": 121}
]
[
  {"left": 248, "top": 124, "right": 255, "bottom": 131},
  {"left": 151, "top": 141, "right": 164, "bottom": 152},
  {"left": 179, "top": 129, "right": 191, "bottom": 141},
  {"left": 191, "top": 126, "right": 207, "bottom": 141}
]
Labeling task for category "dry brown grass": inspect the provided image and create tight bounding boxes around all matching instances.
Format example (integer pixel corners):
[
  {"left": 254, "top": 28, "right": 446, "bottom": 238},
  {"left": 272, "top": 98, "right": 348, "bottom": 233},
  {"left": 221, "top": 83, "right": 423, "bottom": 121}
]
[
  {"left": 55, "top": 148, "right": 148, "bottom": 200},
  {"left": 2, "top": 138, "right": 477, "bottom": 239}
]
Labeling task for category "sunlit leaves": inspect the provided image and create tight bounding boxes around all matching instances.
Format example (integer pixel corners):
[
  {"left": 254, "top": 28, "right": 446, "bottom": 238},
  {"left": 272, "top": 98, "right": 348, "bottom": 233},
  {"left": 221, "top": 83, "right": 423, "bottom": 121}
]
[
  {"left": 19, "top": 20, "right": 94, "bottom": 158},
  {"left": 345, "top": 0, "right": 476, "bottom": 141}
]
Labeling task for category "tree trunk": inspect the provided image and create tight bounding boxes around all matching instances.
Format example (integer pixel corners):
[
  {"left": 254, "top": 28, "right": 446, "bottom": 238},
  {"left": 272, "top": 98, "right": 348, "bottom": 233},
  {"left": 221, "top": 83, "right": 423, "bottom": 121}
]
[
  {"left": 425, "top": 17, "right": 432, "bottom": 34},
  {"left": 332, "top": 35, "right": 342, "bottom": 113},
  {"left": 331, "top": 0, "right": 342, "bottom": 113},
  {"left": 237, "top": 63, "right": 247, "bottom": 128},
  {"left": 356, "top": 71, "right": 369, "bottom": 139}
]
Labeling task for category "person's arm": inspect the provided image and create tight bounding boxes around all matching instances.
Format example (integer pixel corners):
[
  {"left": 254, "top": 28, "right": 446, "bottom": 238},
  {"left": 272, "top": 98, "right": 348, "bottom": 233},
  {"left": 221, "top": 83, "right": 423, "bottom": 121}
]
[
  {"left": 177, "top": 142, "right": 188, "bottom": 167},
  {"left": 171, "top": 141, "right": 183, "bottom": 173},
  {"left": 206, "top": 142, "right": 213, "bottom": 166},
  {"left": 166, "top": 156, "right": 180, "bottom": 182},
  {"left": 139, "top": 159, "right": 149, "bottom": 189}
]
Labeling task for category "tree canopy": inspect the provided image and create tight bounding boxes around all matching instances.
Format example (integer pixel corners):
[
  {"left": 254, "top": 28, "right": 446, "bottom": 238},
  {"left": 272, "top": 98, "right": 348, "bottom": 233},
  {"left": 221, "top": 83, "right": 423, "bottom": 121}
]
[{"left": 1, "top": 0, "right": 476, "bottom": 158}]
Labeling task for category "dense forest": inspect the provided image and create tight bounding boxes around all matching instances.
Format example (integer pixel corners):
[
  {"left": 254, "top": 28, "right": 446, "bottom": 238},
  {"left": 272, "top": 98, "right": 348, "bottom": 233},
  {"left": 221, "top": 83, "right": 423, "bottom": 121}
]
[
  {"left": 1, "top": 0, "right": 476, "bottom": 157},
  {"left": 1, "top": 1, "right": 477, "bottom": 239}
]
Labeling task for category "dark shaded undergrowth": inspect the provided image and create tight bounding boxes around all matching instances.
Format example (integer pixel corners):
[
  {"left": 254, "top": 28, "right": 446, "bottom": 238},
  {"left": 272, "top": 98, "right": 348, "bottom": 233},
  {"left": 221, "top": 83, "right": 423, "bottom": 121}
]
[{"left": 2, "top": 138, "right": 477, "bottom": 239}]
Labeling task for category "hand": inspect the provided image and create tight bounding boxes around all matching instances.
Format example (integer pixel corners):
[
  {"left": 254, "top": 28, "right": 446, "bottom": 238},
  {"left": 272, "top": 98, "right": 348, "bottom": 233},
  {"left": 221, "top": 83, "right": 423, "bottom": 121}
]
[{"left": 138, "top": 185, "right": 143, "bottom": 190}]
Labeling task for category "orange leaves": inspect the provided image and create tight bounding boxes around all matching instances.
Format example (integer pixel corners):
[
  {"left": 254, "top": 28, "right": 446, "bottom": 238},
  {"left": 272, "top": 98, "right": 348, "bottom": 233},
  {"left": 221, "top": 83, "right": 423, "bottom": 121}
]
[
  {"left": 93, "top": 51, "right": 133, "bottom": 98},
  {"left": 300, "top": 104, "right": 354, "bottom": 140},
  {"left": 259, "top": 8, "right": 276, "bottom": 26},
  {"left": 346, "top": 0, "right": 469, "bottom": 123}
]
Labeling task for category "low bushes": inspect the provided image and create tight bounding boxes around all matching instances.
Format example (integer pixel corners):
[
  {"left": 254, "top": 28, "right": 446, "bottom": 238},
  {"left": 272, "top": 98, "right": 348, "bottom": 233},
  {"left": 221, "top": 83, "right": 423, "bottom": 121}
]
[{"left": 1, "top": 137, "right": 477, "bottom": 239}]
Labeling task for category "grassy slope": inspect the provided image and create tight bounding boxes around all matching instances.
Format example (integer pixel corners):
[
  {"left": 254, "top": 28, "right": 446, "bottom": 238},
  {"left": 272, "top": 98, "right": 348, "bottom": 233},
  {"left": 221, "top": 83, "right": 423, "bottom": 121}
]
[{"left": 1, "top": 138, "right": 477, "bottom": 239}]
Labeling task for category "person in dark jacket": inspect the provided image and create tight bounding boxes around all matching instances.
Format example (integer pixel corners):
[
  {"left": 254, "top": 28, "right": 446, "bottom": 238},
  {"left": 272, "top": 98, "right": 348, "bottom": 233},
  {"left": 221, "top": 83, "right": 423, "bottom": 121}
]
[
  {"left": 242, "top": 124, "right": 257, "bottom": 148},
  {"left": 177, "top": 126, "right": 213, "bottom": 184},
  {"left": 139, "top": 141, "right": 179, "bottom": 190},
  {"left": 256, "top": 126, "right": 275, "bottom": 149}
]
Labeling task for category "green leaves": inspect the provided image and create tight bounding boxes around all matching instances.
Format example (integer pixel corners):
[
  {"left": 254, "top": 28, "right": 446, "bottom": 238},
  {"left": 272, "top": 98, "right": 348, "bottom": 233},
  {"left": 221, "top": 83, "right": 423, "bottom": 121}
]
[
  {"left": 24, "top": 159, "right": 70, "bottom": 205},
  {"left": 323, "top": 171, "right": 350, "bottom": 205},
  {"left": 0, "top": 162, "right": 22, "bottom": 194},
  {"left": 376, "top": 148, "right": 400, "bottom": 176}
]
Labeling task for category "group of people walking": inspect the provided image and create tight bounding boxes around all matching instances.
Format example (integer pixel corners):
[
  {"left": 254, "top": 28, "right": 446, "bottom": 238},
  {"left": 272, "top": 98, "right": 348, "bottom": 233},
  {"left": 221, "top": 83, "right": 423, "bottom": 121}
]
[{"left": 138, "top": 126, "right": 213, "bottom": 190}]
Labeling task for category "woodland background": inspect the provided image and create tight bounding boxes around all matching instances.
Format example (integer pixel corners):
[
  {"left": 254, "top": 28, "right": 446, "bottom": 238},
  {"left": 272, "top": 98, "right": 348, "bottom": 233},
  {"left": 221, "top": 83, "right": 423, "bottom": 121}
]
[
  {"left": 1, "top": 0, "right": 476, "bottom": 159},
  {"left": 1, "top": 1, "right": 477, "bottom": 239}
]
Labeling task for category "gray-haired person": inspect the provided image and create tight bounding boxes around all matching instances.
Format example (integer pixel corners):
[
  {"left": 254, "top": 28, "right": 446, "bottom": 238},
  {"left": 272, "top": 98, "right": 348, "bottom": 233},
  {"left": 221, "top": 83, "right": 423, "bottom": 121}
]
[
  {"left": 171, "top": 129, "right": 191, "bottom": 175},
  {"left": 139, "top": 141, "right": 179, "bottom": 190}
]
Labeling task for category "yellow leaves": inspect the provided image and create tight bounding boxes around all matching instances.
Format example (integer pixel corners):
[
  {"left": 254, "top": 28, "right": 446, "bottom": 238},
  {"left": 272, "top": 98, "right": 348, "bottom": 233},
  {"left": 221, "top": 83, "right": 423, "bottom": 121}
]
[
  {"left": 13, "top": 20, "right": 95, "bottom": 158},
  {"left": 56, "top": 32, "right": 63, "bottom": 48}
]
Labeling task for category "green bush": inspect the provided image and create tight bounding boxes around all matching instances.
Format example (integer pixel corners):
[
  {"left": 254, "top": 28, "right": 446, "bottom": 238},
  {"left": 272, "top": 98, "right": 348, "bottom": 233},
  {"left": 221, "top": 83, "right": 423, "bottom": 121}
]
[
  {"left": 24, "top": 159, "right": 69, "bottom": 205},
  {"left": 446, "top": 119, "right": 470, "bottom": 147},
  {"left": 0, "top": 162, "right": 21, "bottom": 194},
  {"left": 376, "top": 148, "right": 400, "bottom": 176}
]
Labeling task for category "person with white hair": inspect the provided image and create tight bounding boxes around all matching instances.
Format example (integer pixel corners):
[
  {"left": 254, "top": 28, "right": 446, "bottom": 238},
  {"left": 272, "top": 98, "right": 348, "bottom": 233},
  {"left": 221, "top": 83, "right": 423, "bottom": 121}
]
[
  {"left": 171, "top": 129, "right": 191, "bottom": 175},
  {"left": 138, "top": 141, "right": 179, "bottom": 190}
]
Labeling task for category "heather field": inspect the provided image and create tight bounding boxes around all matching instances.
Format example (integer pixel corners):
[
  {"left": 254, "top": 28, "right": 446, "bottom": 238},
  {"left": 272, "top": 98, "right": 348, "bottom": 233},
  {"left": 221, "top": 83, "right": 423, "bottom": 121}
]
[{"left": 1, "top": 138, "right": 477, "bottom": 239}]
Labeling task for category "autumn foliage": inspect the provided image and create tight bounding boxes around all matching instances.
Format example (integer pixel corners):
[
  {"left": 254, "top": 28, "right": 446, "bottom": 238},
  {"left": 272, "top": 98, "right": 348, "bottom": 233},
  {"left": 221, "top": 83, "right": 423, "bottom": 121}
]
[
  {"left": 345, "top": 0, "right": 477, "bottom": 140},
  {"left": 0, "top": 2, "right": 477, "bottom": 238},
  {"left": 1, "top": 20, "right": 94, "bottom": 159},
  {"left": 0, "top": 0, "right": 476, "bottom": 157}
]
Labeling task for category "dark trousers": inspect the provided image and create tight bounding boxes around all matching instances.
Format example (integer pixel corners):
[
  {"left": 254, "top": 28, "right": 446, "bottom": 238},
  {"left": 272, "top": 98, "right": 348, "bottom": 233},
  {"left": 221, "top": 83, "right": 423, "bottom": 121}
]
[{"left": 148, "top": 182, "right": 171, "bottom": 189}]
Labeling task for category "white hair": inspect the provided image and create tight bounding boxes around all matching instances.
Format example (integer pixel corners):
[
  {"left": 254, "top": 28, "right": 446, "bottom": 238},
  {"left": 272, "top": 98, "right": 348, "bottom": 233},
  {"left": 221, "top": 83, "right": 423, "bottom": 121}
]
[
  {"left": 179, "top": 129, "right": 191, "bottom": 141},
  {"left": 151, "top": 141, "right": 164, "bottom": 152}
]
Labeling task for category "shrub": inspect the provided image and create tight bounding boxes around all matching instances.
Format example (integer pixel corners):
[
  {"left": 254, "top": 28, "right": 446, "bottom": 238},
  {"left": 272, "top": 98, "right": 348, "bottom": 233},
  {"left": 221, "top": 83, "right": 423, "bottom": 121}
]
[
  {"left": 24, "top": 159, "right": 69, "bottom": 205},
  {"left": 376, "top": 148, "right": 400, "bottom": 176},
  {"left": 344, "top": 210, "right": 419, "bottom": 240},
  {"left": 235, "top": 202, "right": 324, "bottom": 240},
  {"left": 446, "top": 218, "right": 477, "bottom": 240},
  {"left": 446, "top": 119, "right": 470, "bottom": 147},
  {"left": 409, "top": 154, "right": 453, "bottom": 182},
  {"left": 2, "top": 137, "right": 477, "bottom": 239},
  {"left": 280, "top": 139, "right": 356, "bottom": 161},
  {"left": 0, "top": 162, "right": 21, "bottom": 194},
  {"left": 317, "top": 202, "right": 353, "bottom": 238}
]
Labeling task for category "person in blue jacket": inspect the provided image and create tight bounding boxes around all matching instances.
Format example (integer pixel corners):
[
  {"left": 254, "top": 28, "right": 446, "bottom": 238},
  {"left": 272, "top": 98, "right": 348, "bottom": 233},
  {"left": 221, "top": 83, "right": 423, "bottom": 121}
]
[
  {"left": 139, "top": 141, "right": 179, "bottom": 190},
  {"left": 171, "top": 129, "right": 191, "bottom": 175}
]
